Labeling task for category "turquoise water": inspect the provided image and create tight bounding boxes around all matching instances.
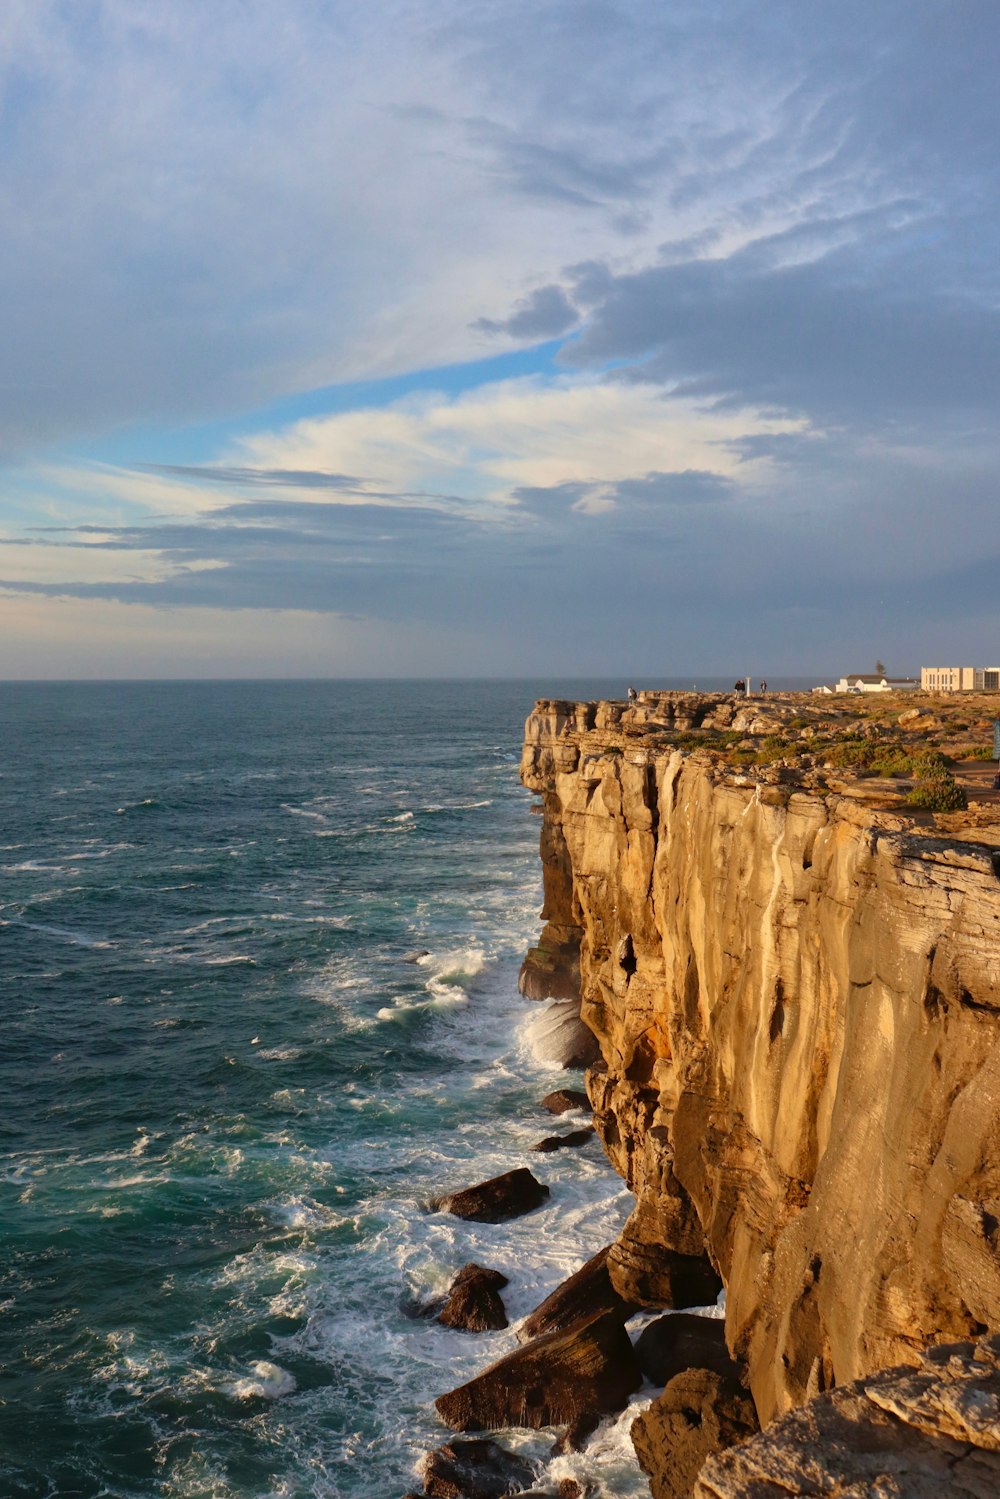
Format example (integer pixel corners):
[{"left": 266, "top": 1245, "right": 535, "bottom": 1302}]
[{"left": 1, "top": 679, "right": 655, "bottom": 1499}]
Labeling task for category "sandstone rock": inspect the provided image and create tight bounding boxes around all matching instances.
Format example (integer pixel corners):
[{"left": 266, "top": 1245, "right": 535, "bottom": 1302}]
[
  {"left": 421, "top": 1438, "right": 537, "bottom": 1499},
  {"left": 531, "top": 1127, "right": 595, "bottom": 1152},
  {"left": 521, "top": 695, "right": 1000, "bottom": 1421},
  {"left": 435, "top": 1309, "right": 642, "bottom": 1432},
  {"left": 693, "top": 1336, "right": 1000, "bottom": 1498},
  {"left": 607, "top": 1230, "right": 722, "bottom": 1311},
  {"left": 428, "top": 1169, "right": 550, "bottom": 1224},
  {"left": 540, "top": 1089, "right": 590, "bottom": 1114},
  {"left": 522, "top": 998, "right": 599, "bottom": 1068},
  {"left": 439, "top": 1265, "right": 510, "bottom": 1332},
  {"left": 517, "top": 1245, "right": 637, "bottom": 1344},
  {"left": 633, "top": 1313, "right": 740, "bottom": 1387},
  {"left": 631, "top": 1367, "right": 759, "bottom": 1499}
]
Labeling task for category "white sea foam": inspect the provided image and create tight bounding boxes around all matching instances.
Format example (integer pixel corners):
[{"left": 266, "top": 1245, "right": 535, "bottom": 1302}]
[
  {"left": 226, "top": 1360, "right": 297, "bottom": 1400},
  {"left": 281, "top": 803, "right": 327, "bottom": 821}
]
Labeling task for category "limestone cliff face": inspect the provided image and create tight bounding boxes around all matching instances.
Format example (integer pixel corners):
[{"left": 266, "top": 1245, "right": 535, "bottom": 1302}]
[{"left": 520, "top": 697, "right": 1000, "bottom": 1424}]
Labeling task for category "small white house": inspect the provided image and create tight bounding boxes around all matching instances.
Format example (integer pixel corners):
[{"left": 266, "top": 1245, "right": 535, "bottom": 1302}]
[{"left": 836, "top": 674, "right": 919, "bottom": 694}]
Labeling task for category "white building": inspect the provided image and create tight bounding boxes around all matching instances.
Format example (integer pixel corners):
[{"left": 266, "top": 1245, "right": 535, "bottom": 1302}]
[
  {"left": 920, "top": 667, "right": 1000, "bottom": 691},
  {"left": 836, "top": 674, "right": 919, "bottom": 693}
]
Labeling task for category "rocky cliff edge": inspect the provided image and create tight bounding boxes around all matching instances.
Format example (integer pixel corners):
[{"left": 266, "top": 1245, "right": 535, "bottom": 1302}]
[{"left": 520, "top": 692, "right": 1000, "bottom": 1425}]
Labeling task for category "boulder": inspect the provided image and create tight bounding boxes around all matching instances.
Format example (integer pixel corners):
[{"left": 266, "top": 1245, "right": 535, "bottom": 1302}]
[
  {"left": 428, "top": 1169, "right": 550, "bottom": 1224},
  {"left": 518, "top": 1245, "right": 637, "bottom": 1344},
  {"left": 522, "top": 998, "right": 599, "bottom": 1069},
  {"left": 539, "top": 1089, "right": 590, "bottom": 1114},
  {"left": 439, "top": 1265, "right": 509, "bottom": 1332},
  {"left": 421, "top": 1438, "right": 538, "bottom": 1499},
  {"left": 531, "top": 1127, "right": 594, "bottom": 1153},
  {"left": 633, "top": 1314, "right": 739, "bottom": 1387},
  {"left": 631, "top": 1367, "right": 759, "bottom": 1499},
  {"left": 607, "top": 1235, "right": 722, "bottom": 1310},
  {"left": 693, "top": 1335, "right": 1000, "bottom": 1497},
  {"left": 435, "top": 1309, "right": 642, "bottom": 1432}
]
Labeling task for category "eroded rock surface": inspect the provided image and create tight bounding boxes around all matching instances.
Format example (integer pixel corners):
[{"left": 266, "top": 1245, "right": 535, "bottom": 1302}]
[
  {"left": 632, "top": 1367, "right": 759, "bottom": 1499},
  {"left": 521, "top": 694, "right": 1000, "bottom": 1422},
  {"left": 693, "top": 1335, "right": 1000, "bottom": 1497}
]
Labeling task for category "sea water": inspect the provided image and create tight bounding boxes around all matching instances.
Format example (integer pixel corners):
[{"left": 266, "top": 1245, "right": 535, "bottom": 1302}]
[{"left": 0, "top": 678, "right": 753, "bottom": 1499}]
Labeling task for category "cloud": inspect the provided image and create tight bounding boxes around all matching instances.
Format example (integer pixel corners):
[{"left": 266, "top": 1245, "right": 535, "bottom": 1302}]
[
  {"left": 6, "top": 1, "right": 1000, "bottom": 674},
  {"left": 473, "top": 285, "right": 579, "bottom": 339}
]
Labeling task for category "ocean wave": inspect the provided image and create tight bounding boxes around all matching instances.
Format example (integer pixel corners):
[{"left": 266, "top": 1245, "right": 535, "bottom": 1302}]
[
  {"left": 281, "top": 803, "right": 327, "bottom": 822},
  {"left": 4, "top": 917, "right": 113, "bottom": 948},
  {"left": 225, "top": 1360, "right": 297, "bottom": 1400}
]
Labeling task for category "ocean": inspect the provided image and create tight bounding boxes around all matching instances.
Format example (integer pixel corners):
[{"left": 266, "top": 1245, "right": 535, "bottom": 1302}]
[{"left": 0, "top": 679, "right": 659, "bottom": 1499}]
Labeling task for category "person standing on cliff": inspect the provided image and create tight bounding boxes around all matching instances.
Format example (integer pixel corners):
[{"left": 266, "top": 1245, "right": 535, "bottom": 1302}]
[{"left": 627, "top": 685, "right": 637, "bottom": 704}]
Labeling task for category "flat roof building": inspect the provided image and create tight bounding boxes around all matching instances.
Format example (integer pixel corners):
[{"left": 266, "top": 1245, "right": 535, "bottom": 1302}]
[{"left": 921, "top": 667, "right": 1000, "bottom": 691}]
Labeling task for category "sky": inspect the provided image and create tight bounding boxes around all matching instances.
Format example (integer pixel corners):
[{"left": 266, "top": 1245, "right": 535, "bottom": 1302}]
[{"left": 2, "top": 0, "right": 999, "bottom": 679}]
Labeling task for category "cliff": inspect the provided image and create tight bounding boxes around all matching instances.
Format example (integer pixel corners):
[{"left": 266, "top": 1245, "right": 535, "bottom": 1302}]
[{"left": 520, "top": 693, "right": 1000, "bottom": 1427}]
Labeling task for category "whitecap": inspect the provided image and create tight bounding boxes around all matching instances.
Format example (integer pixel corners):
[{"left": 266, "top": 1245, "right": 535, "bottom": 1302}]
[
  {"left": 225, "top": 1360, "right": 297, "bottom": 1400},
  {"left": 256, "top": 1046, "right": 304, "bottom": 1061}
]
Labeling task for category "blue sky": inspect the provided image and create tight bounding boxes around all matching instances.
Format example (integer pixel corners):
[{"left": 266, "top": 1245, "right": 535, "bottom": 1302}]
[{"left": 2, "top": 0, "right": 999, "bottom": 678}]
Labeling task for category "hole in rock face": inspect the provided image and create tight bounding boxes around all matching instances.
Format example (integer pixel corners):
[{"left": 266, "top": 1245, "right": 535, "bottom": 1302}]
[
  {"left": 923, "top": 984, "right": 945, "bottom": 1020},
  {"left": 681, "top": 1407, "right": 702, "bottom": 1428},
  {"left": 769, "top": 979, "right": 786, "bottom": 1044},
  {"left": 808, "top": 1254, "right": 822, "bottom": 1284},
  {"left": 618, "top": 934, "right": 637, "bottom": 979}
]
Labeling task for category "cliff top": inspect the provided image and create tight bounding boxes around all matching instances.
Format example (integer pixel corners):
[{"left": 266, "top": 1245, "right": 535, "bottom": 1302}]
[{"left": 526, "top": 689, "right": 1000, "bottom": 843}]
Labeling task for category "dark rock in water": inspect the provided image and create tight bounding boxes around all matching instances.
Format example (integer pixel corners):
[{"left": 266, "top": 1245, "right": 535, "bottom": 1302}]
[
  {"left": 607, "top": 1235, "right": 723, "bottom": 1309},
  {"left": 540, "top": 1089, "right": 590, "bottom": 1115},
  {"left": 402, "top": 948, "right": 430, "bottom": 963},
  {"left": 518, "top": 1245, "right": 637, "bottom": 1344},
  {"left": 450, "top": 1263, "right": 510, "bottom": 1292},
  {"left": 631, "top": 1367, "right": 759, "bottom": 1499},
  {"left": 531, "top": 1127, "right": 594, "bottom": 1153},
  {"left": 427, "top": 1168, "right": 549, "bottom": 1224},
  {"left": 550, "top": 1411, "right": 600, "bottom": 1455},
  {"left": 439, "top": 1264, "right": 509, "bottom": 1332},
  {"left": 421, "top": 1438, "right": 537, "bottom": 1499},
  {"left": 435, "top": 1308, "right": 642, "bottom": 1432},
  {"left": 634, "top": 1313, "right": 739, "bottom": 1388},
  {"left": 523, "top": 998, "right": 599, "bottom": 1068}
]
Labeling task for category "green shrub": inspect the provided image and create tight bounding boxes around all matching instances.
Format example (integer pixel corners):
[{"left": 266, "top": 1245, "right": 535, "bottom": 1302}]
[{"left": 905, "top": 777, "right": 968, "bottom": 812}]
